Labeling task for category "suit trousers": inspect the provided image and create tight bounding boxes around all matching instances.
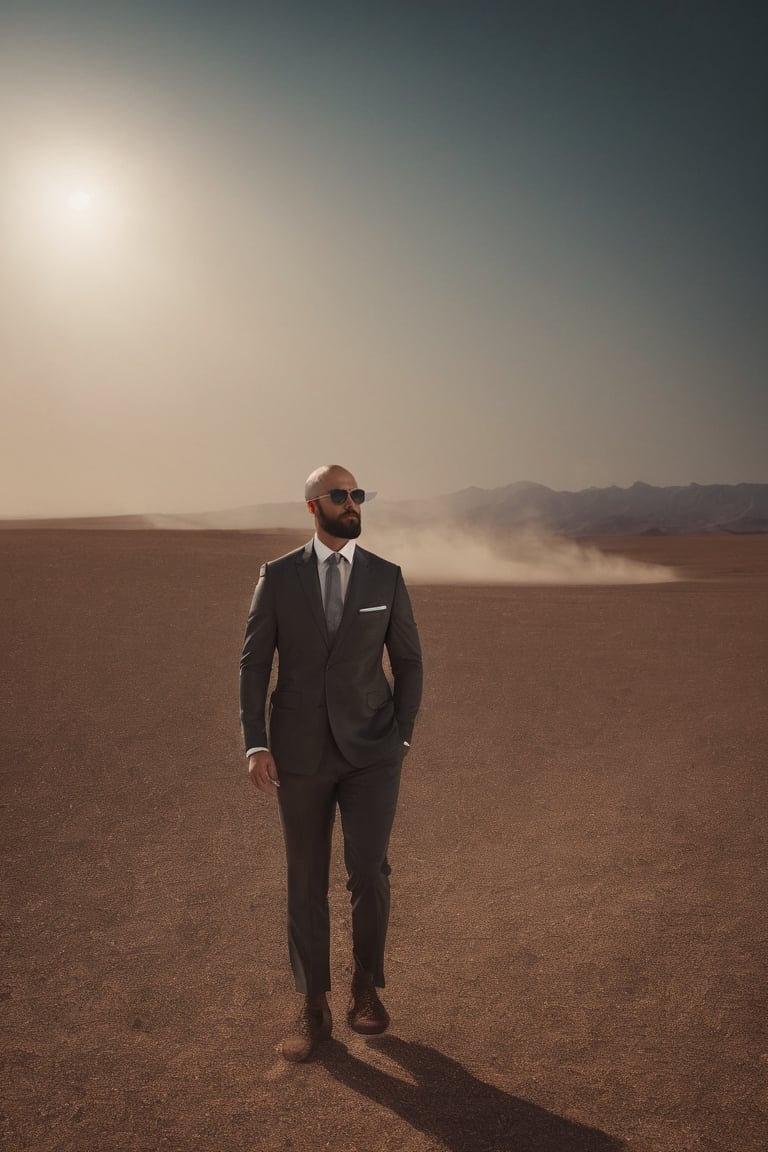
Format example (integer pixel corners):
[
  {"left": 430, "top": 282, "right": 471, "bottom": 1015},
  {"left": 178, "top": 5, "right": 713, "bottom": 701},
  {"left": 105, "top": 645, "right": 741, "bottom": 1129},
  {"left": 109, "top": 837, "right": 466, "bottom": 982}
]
[{"left": 276, "top": 725, "right": 402, "bottom": 995}]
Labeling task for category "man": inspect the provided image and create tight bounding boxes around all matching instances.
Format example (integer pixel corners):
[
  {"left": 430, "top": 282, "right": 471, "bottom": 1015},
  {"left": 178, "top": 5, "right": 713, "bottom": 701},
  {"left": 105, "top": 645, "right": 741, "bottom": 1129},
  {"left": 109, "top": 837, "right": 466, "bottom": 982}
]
[{"left": 240, "top": 464, "right": 423, "bottom": 1062}]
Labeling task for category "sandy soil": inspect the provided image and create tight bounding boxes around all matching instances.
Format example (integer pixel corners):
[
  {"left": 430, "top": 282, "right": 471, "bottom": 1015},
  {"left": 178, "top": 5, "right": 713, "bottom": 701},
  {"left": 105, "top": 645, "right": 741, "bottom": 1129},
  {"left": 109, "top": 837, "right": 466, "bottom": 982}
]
[{"left": 1, "top": 531, "right": 766, "bottom": 1152}]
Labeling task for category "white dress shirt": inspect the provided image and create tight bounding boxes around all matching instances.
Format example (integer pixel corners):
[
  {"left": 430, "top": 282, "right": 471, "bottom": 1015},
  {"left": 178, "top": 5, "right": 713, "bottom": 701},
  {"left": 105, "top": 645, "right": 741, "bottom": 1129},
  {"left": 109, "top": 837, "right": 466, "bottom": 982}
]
[{"left": 313, "top": 534, "right": 356, "bottom": 606}]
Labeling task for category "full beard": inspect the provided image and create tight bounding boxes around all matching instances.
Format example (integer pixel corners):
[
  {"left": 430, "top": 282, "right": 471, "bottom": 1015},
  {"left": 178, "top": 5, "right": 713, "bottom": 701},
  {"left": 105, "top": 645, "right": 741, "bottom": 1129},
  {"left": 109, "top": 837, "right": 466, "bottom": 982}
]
[{"left": 317, "top": 504, "right": 362, "bottom": 539}]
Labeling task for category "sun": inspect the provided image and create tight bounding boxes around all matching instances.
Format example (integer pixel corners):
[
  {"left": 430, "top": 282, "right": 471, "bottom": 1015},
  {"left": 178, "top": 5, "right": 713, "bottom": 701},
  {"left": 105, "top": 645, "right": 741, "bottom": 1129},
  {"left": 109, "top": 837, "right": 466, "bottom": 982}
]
[
  {"left": 67, "top": 187, "right": 94, "bottom": 213},
  {"left": 11, "top": 146, "right": 132, "bottom": 258}
]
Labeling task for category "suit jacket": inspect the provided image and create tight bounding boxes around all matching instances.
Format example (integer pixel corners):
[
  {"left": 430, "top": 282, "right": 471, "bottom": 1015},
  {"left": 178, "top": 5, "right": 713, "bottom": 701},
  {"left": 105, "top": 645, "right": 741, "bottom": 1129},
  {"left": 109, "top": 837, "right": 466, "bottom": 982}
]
[{"left": 240, "top": 540, "right": 423, "bottom": 773}]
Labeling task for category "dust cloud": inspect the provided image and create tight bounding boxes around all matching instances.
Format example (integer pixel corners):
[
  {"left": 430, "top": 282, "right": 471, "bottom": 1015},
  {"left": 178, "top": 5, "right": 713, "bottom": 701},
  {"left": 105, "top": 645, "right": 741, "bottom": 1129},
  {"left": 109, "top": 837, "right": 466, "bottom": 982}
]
[{"left": 364, "top": 526, "right": 677, "bottom": 585}]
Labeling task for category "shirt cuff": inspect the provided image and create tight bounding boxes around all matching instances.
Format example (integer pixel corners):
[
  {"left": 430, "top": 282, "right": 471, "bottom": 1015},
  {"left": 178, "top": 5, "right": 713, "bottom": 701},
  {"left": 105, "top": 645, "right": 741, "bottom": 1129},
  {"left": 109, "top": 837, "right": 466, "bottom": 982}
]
[{"left": 246, "top": 747, "right": 268, "bottom": 757}]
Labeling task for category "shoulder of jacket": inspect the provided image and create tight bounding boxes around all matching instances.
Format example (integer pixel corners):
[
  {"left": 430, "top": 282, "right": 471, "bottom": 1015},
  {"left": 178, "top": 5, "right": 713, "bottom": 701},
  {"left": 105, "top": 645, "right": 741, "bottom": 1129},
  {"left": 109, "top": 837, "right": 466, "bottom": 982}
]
[{"left": 259, "top": 543, "right": 309, "bottom": 577}]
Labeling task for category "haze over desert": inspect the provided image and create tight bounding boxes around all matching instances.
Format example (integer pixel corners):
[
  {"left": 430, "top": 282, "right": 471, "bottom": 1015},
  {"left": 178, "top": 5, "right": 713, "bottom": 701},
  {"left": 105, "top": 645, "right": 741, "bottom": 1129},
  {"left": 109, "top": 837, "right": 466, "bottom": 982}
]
[{"left": 2, "top": 528, "right": 766, "bottom": 1151}]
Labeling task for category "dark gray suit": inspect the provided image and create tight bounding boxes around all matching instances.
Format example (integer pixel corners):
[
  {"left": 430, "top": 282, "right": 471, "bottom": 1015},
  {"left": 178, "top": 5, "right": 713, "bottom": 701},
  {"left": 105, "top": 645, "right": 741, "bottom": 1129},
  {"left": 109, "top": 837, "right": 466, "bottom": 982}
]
[{"left": 240, "top": 539, "right": 423, "bottom": 994}]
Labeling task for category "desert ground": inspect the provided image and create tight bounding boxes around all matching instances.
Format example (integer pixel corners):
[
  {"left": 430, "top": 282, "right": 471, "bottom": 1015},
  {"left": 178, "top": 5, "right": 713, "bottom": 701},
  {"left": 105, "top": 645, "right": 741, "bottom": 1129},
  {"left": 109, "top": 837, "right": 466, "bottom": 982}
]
[{"left": 2, "top": 530, "right": 766, "bottom": 1152}]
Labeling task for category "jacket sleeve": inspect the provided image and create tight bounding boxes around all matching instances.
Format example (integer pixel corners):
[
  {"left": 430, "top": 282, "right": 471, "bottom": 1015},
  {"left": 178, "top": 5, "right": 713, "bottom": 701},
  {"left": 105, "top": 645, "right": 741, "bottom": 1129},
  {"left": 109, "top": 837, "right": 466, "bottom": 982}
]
[
  {"left": 385, "top": 570, "right": 423, "bottom": 745},
  {"left": 239, "top": 563, "right": 277, "bottom": 752}
]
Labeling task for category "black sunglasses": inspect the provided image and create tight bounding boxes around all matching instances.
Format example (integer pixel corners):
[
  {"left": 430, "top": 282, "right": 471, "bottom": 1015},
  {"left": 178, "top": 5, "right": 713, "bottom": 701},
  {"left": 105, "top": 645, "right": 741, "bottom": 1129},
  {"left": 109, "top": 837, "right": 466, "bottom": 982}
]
[{"left": 315, "top": 488, "right": 366, "bottom": 505}]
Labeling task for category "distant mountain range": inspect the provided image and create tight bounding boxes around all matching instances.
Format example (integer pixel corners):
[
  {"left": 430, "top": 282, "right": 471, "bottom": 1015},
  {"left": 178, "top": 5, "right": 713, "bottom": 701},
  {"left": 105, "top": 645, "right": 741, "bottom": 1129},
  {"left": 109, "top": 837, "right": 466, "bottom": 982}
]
[
  {"left": 396, "top": 481, "right": 768, "bottom": 536},
  {"left": 3, "top": 482, "right": 768, "bottom": 535}
]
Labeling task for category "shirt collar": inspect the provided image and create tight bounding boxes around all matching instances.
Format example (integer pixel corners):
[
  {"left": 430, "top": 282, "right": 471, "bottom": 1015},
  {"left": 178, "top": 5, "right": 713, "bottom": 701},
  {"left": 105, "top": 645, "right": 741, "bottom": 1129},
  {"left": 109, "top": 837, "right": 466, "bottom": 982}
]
[{"left": 313, "top": 534, "right": 356, "bottom": 565}]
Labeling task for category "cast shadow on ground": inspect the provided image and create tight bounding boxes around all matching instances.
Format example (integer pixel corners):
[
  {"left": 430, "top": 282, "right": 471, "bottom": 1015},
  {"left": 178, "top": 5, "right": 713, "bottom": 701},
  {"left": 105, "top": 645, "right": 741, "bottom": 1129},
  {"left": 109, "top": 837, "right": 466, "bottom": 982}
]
[{"left": 320, "top": 1035, "right": 624, "bottom": 1152}]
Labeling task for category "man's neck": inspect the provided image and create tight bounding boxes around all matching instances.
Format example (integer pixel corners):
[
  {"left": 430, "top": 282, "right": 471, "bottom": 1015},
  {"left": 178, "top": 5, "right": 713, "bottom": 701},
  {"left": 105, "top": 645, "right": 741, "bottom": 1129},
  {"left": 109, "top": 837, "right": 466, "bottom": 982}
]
[
  {"left": 313, "top": 533, "right": 357, "bottom": 562},
  {"left": 315, "top": 528, "right": 358, "bottom": 552}
]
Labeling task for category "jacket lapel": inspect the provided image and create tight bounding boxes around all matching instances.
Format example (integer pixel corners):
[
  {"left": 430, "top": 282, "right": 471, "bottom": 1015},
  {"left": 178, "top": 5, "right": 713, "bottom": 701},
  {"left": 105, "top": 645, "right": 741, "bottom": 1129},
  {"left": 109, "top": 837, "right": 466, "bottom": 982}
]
[
  {"left": 331, "top": 545, "right": 369, "bottom": 649},
  {"left": 296, "top": 540, "right": 330, "bottom": 645},
  {"left": 296, "top": 541, "right": 371, "bottom": 650}
]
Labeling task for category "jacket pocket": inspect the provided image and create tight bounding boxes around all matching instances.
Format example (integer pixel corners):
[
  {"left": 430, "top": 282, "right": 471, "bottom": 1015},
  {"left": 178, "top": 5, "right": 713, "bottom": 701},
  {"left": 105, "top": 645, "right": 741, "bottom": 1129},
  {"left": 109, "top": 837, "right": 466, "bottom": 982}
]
[
  {"left": 366, "top": 690, "right": 393, "bottom": 711},
  {"left": 271, "top": 689, "right": 300, "bottom": 709}
]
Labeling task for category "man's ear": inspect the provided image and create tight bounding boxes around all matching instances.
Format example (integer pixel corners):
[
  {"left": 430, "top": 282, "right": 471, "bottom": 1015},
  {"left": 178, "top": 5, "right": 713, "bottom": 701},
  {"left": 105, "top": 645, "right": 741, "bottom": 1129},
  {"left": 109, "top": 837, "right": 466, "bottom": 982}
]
[{"left": 306, "top": 500, "right": 316, "bottom": 515}]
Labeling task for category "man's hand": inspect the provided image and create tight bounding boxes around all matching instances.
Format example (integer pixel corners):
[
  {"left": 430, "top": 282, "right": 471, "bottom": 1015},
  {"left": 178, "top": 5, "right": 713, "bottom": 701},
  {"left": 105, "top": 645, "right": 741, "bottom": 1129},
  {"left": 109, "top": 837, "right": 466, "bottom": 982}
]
[{"left": 248, "top": 749, "right": 280, "bottom": 797}]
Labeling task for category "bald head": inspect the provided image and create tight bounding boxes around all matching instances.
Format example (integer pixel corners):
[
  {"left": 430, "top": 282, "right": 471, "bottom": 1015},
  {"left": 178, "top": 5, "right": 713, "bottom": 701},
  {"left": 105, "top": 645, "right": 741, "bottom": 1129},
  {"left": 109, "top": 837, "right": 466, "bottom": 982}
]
[
  {"left": 304, "top": 464, "right": 357, "bottom": 502},
  {"left": 305, "top": 464, "right": 363, "bottom": 545}
]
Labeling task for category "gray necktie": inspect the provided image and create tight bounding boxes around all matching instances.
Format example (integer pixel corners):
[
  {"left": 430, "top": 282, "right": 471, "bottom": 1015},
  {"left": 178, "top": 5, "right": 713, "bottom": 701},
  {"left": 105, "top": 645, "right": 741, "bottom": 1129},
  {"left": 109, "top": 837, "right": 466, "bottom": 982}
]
[{"left": 324, "top": 553, "right": 344, "bottom": 635}]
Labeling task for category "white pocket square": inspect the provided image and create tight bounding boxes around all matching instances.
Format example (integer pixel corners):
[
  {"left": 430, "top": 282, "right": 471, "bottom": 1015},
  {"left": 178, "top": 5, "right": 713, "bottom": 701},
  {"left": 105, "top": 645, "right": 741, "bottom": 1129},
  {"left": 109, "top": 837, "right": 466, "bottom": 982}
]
[{"left": 359, "top": 605, "right": 387, "bottom": 613}]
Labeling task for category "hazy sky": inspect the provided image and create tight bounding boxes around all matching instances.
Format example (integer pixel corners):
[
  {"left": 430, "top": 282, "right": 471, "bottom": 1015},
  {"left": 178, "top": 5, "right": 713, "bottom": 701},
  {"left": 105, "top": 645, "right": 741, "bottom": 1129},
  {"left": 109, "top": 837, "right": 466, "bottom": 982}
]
[{"left": 1, "top": 1, "right": 766, "bottom": 516}]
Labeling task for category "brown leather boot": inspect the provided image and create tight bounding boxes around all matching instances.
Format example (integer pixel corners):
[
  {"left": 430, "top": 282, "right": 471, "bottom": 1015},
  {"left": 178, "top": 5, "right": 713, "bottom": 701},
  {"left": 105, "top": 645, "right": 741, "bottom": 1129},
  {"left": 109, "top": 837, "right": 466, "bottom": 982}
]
[
  {"left": 347, "top": 971, "right": 390, "bottom": 1035},
  {"left": 281, "top": 995, "right": 332, "bottom": 1062}
]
